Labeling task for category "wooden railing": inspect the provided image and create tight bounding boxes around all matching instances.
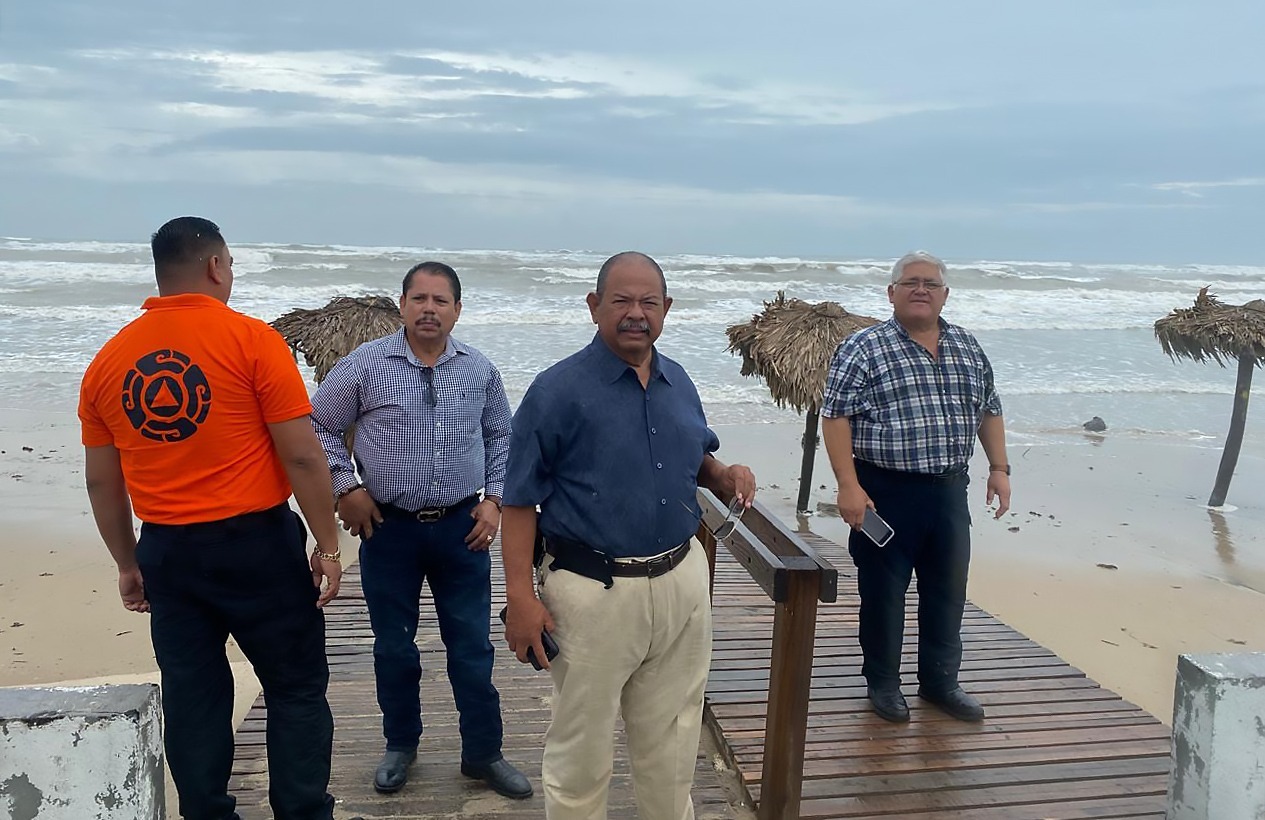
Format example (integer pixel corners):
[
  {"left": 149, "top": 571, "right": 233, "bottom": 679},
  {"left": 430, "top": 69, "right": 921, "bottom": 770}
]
[{"left": 695, "top": 490, "right": 838, "bottom": 820}]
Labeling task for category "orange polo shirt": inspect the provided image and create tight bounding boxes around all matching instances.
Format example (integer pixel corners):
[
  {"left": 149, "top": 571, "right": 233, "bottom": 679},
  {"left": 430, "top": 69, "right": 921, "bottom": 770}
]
[{"left": 78, "top": 293, "right": 312, "bottom": 524}]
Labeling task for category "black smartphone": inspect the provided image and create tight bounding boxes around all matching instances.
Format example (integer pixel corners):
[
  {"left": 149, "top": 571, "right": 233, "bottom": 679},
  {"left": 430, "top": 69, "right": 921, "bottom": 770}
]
[
  {"left": 498, "top": 605, "right": 559, "bottom": 671},
  {"left": 860, "top": 508, "right": 895, "bottom": 548}
]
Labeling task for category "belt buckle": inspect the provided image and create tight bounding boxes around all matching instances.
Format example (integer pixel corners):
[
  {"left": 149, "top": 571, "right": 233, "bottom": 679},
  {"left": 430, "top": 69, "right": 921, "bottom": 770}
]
[
  {"left": 414, "top": 509, "right": 444, "bottom": 523},
  {"left": 643, "top": 553, "right": 671, "bottom": 576}
]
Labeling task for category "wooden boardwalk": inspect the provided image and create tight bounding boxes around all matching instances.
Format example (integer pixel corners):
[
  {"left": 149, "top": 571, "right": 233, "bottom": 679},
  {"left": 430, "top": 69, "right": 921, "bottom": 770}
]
[
  {"left": 707, "top": 533, "right": 1172, "bottom": 819},
  {"left": 227, "top": 559, "right": 748, "bottom": 820},
  {"left": 230, "top": 532, "right": 1171, "bottom": 818}
]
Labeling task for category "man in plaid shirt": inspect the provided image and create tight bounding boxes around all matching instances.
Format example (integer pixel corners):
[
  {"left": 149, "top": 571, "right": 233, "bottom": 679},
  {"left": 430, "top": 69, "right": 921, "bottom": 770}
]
[
  {"left": 821, "top": 251, "right": 1012, "bottom": 724},
  {"left": 310, "top": 262, "right": 531, "bottom": 799}
]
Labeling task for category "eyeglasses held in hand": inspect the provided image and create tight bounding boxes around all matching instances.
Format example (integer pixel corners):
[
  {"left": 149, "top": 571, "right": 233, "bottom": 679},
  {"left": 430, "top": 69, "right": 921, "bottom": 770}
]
[{"left": 681, "top": 496, "right": 747, "bottom": 541}]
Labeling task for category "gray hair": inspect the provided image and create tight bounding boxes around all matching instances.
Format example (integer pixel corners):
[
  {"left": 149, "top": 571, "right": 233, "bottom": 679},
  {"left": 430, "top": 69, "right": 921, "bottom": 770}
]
[{"left": 890, "top": 251, "right": 947, "bottom": 284}]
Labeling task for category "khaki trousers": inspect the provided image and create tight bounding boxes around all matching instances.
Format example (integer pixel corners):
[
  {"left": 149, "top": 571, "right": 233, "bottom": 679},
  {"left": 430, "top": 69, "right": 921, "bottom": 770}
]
[{"left": 538, "top": 544, "right": 712, "bottom": 820}]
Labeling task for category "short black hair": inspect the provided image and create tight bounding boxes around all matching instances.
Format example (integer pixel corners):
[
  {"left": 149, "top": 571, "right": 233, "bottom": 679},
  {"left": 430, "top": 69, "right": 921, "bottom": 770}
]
[
  {"left": 151, "top": 216, "right": 225, "bottom": 279},
  {"left": 402, "top": 261, "right": 461, "bottom": 303},
  {"left": 595, "top": 251, "right": 667, "bottom": 298}
]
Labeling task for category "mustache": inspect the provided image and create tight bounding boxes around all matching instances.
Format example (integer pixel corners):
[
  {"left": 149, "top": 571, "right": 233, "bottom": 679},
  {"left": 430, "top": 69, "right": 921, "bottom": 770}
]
[{"left": 618, "top": 319, "right": 650, "bottom": 332}]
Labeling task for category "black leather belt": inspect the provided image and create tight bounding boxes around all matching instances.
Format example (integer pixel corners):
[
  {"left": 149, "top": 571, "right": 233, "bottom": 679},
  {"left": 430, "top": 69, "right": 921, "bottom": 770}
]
[
  {"left": 855, "top": 460, "right": 968, "bottom": 485},
  {"left": 544, "top": 537, "right": 691, "bottom": 588},
  {"left": 380, "top": 494, "right": 480, "bottom": 523}
]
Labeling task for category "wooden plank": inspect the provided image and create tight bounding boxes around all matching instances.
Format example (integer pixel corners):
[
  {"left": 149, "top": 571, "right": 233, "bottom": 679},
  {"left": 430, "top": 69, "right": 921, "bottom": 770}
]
[{"left": 702, "top": 532, "right": 1171, "bottom": 819}]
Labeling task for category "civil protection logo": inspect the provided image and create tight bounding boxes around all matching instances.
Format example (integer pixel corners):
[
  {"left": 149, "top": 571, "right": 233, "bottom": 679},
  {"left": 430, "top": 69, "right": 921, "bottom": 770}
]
[{"left": 121, "top": 350, "right": 212, "bottom": 442}]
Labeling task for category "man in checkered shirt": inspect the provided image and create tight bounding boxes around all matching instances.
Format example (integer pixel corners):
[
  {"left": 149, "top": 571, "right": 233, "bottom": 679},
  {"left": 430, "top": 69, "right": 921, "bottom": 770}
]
[
  {"left": 821, "top": 251, "right": 1012, "bottom": 725},
  {"left": 310, "top": 262, "right": 531, "bottom": 800}
]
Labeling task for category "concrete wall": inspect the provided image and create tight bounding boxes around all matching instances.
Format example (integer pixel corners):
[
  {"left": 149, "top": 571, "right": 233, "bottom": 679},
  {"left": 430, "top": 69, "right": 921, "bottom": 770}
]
[
  {"left": 1167, "top": 652, "right": 1265, "bottom": 820},
  {"left": 0, "top": 684, "right": 164, "bottom": 820}
]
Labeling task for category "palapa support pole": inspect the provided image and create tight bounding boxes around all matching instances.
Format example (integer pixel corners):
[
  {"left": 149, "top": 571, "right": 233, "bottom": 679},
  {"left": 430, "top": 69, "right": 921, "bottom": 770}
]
[
  {"left": 1208, "top": 354, "right": 1255, "bottom": 507},
  {"left": 796, "top": 410, "right": 819, "bottom": 514}
]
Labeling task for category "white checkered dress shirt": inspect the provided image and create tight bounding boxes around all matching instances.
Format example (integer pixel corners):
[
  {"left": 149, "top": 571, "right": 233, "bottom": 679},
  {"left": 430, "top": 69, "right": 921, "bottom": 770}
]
[{"left": 310, "top": 329, "right": 512, "bottom": 510}]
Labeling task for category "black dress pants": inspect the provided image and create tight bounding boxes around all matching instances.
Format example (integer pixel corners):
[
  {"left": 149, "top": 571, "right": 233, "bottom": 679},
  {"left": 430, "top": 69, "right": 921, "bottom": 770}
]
[
  {"left": 137, "top": 504, "right": 334, "bottom": 820},
  {"left": 849, "top": 461, "right": 972, "bottom": 693}
]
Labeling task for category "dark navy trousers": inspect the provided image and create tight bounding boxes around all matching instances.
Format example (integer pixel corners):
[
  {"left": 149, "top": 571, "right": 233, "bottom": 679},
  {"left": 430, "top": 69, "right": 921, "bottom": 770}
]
[
  {"left": 137, "top": 504, "right": 334, "bottom": 820},
  {"left": 849, "top": 460, "right": 973, "bottom": 694},
  {"left": 358, "top": 497, "right": 503, "bottom": 765}
]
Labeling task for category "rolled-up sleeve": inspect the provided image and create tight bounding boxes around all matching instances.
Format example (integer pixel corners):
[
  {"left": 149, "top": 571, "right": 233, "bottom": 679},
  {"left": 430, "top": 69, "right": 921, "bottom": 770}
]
[{"left": 980, "top": 349, "right": 1003, "bottom": 416}]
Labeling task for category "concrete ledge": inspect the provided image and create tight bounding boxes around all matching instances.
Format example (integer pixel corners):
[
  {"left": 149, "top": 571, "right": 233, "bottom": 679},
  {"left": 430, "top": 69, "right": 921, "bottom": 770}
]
[
  {"left": 1167, "top": 652, "right": 1265, "bottom": 820},
  {"left": 0, "top": 684, "right": 164, "bottom": 820}
]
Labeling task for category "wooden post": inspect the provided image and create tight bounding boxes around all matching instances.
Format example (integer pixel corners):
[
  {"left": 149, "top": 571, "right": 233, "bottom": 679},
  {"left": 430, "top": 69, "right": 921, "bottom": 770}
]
[
  {"left": 1208, "top": 354, "right": 1255, "bottom": 507},
  {"left": 795, "top": 410, "right": 820, "bottom": 514},
  {"left": 758, "top": 570, "right": 819, "bottom": 820}
]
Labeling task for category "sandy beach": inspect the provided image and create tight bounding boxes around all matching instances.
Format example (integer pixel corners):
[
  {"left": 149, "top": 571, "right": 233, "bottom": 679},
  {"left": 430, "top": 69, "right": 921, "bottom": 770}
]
[{"left": 4, "top": 408, "right": 1265, "bottom": 727}]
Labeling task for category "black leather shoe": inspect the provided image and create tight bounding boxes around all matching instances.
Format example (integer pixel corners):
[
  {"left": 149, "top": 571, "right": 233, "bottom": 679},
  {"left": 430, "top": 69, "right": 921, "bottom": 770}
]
[
  {"left": 373, "top": 748, "right": 417, "bottom": 793},
  {"left": 867, "top": 686, "right": 910, "bottom": 723},
  {"left": 461, "top": 756, "right": 533, "bottom": 799},
  {"left": 918, "top": 686, "right": 985, "bottom": 722}
]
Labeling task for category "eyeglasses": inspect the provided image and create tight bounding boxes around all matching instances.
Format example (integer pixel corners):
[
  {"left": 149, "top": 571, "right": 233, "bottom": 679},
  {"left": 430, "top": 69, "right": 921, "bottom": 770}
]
[
  {"left": 422, "top": 369, "right": 436, "bottom": 407},
  {"left": 894, "top": 279, "right": 945, "bottom": 292},
  {"left": 680, "top": 496, "right": 747, "bottom": 541}
]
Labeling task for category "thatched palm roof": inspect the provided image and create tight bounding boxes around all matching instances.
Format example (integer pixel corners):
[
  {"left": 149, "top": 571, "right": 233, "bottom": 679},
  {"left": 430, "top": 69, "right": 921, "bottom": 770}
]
[
  {"left": 1154, "top": 287, "right": 1265, "bottom": 367},
  {"left": 272, "top": 296, "right": 403, "bottom": 382},
  {"left": 727, "top": 292, "right": 880, "bottom": 413}
]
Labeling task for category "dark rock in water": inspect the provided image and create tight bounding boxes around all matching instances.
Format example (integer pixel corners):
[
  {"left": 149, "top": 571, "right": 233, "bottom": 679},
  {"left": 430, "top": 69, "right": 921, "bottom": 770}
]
[{"left": 1083, "top": 416, "right": 1107, "bottom": 432}]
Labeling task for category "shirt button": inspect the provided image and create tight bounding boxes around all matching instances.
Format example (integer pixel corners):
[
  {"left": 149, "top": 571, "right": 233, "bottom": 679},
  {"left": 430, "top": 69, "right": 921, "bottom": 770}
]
[
  {"left": 657, "top": 463, "right": 663, "bottom": 469},
  {"left": 436, "top": 422, "right": 442, "bottom": 428},
  {"left": 651, "top": 428, "right": 657, "bottom": 434},
  {"left": 660, "top": 498, "right": 666, "bottom": 505}
]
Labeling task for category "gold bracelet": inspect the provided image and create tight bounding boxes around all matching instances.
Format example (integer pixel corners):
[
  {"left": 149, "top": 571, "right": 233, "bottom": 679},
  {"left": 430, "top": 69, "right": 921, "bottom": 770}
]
[{"left": 314, "top": 548, "right": 342, "bottom": 563}]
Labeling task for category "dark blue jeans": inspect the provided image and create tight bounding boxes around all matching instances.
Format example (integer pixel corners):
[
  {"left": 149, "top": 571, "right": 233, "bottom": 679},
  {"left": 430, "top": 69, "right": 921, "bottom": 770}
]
[
  {"left": 359, "top": 498, "right": 503, "bottom": 765},
  {"left": 849, "top": 461, "right": 972, "bottom": 694},
  {"left": 136, "top": 504, "right": 334, "bottom": 820}
]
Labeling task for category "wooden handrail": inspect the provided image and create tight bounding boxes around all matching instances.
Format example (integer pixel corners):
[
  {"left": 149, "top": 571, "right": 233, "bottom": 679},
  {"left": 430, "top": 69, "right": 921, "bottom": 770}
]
[{"left": 695, "top": 489, "right": 837, "bottom": 820}]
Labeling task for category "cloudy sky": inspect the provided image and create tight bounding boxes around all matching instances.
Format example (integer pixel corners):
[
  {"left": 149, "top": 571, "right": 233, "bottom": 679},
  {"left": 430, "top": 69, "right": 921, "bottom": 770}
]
[{"left": 3, "top": 1, "right": 1263, "bottom": 261}]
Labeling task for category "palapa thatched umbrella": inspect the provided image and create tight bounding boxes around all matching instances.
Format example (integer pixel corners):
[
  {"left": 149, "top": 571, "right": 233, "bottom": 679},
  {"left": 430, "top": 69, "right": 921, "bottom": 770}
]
[
  {"left": 727, "top": 292, "right": 880, "bottom": 513},
  {"left": 1155, "top": 287, "right": 1265, "bottom": 506},
  {"left": 272, "top": 295, "right": 403, "bottom": 382}
]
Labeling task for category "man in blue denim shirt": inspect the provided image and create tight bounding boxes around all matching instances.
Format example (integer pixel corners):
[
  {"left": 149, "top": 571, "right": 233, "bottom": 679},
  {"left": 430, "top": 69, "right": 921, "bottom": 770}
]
[
  {"left": 310, "top": 262, "right": 531, "bottom": 799},
  {"left": 501, "top": 252, "right": 756, "bottom": 820}
]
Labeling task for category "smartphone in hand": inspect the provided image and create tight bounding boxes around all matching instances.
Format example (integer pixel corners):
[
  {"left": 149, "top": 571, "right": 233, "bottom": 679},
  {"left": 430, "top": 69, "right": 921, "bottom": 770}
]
[
  {"left": 498, "top": 605, "right": 559, "bottom": 671},
  {"left": 860, "top": 508, "right": 895, "bottom": 548}
]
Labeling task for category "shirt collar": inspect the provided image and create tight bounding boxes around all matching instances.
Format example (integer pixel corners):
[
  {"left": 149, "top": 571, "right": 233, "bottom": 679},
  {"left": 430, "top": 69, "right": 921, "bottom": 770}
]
[
  {"left": 588, "top": 333, "right": 672, "bottom": 386},
  {"left": 385, "top": 327, "right": 465, "bottom": 367},
  {"left": 140, "top": 293, "right": 230, "bottom": 312}
]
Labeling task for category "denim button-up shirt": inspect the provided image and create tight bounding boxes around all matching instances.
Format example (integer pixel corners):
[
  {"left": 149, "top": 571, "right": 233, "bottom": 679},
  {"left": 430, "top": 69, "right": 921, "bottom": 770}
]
[{"left": 503, "top": 335, "right": 719, "bottom": 558}]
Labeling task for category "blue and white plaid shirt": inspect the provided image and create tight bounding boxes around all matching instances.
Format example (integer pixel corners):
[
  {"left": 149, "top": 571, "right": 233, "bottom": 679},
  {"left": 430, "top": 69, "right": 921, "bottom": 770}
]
[
  {"left": 310, "top": 329, "right": 512, "bottom": 510},
  {"left": 821, "top": 318, "right": 1002, "bottom": 474}
]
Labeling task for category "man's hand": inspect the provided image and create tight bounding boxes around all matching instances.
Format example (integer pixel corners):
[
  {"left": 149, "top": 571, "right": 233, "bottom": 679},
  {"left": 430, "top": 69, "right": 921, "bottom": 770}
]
[
  {"left": 837, "top": 482, "right": 873, "bottom": 530},
  {"left": 337, "top": 488, "right": 383, "bottom": 539},
  {"left": 985, "top": 472, "right": 1011, "bottom": 519},
  {"left": 119, "top": 566, "right": 149, "bottom": 612},
  {"left": 726, "top": 464, "right": 758, "bottom": 506},
  {"left": 310, "top": 550, "right": 343, "bottom": 607},
  {"left": 504, "top": 596, "right": 556, "bottom": 670},
  {"left": 465, "top": 500, "right": 500, "bottom": 551}
]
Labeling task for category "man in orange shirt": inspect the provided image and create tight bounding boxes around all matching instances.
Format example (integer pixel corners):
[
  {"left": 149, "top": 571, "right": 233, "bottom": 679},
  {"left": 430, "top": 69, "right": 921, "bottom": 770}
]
[{"left": 79, "top": 216, "right": 344, "bottom": 820}]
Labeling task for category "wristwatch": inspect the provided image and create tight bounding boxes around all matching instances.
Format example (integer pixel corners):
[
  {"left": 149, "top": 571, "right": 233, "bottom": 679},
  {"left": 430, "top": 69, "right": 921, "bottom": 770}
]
[
  {"left": 989, "top": 464, "right": 1011, "bottom": 476},
  {"left": 336, "top": 482, "right": 365, "bottom": 500}
]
